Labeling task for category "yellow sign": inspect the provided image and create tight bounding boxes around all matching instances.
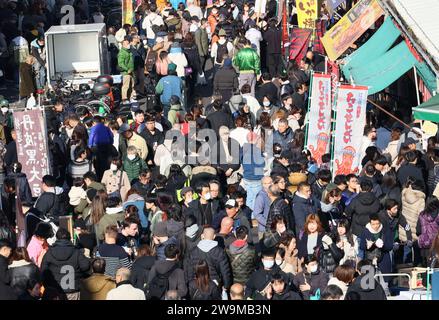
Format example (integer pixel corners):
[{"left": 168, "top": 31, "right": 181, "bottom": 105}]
[
  {"left": 321, "top": 0, "right": 384, "bottom": 61},
  {"left": 297, "top": 0, "right": 319, "bottom": 29}
]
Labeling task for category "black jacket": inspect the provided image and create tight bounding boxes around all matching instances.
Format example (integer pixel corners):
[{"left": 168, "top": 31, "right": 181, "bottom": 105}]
[
  {"left": 378, "top": 210, "right": 412, "bottom": 241},
  {"left": 8, "top": 261, "right": 41, "bottom": 296},
  {"left": 188, "top": 279, "right": 222, "bottom": 300},
  {"left": 317, "top": 241, "right": 344, "bottom": 274},
  {"left": 345, "top": 192, "right": 381, "bottom": 237},
  {"left": 140, "top": 129, "right": 165, "bottom": 162},
  {"left": 41, "top": 239, "right": 91, "bottom": 293},
  {"left": 272, "top": 286, "right": 302, "bottom": 300},
  {"left": 263, "top": 27, "right": 282, "bottom": 54},
  {"left": 0, "top": 282, "right": 17, "bottom": 300},
  {"left": 297, "top": 233, "right": 323, "bottom": 260},
  {"left": 186, "top": 199, "right": 220, "bottom": 227},
  {"left": 130, "top": 256, "right": 156, "bottom": 290},
  {"left": 207, "top": 110, "right": 235, "bottom": 137},
  {"left": 271, "top": 161, "right": 289, "bottom": 181},
  {"left": 293, "top": 270, "right": 329, "bottom": 300},
  {"left": 186, "top": 240, "right": 232, "bottom": 289},
  {"left": 245, "top": 265, "right": 292, "bottom": 300},
  {"left": 0, "top": 255, "right": 10, "bottom": 285},
  {"left": 213, "top": 66, "right": 239, "bottom": 103},
  {"left": 147, "top": 260, "right": 188, "bottom": 299},
  {"left": 292, "top": 194, "right": 321, "bottom": 236},
  {"left": 266, "top": 197, "right": 295, "bottom": 233},
  {"left": 256, "top": 82, "right": 279, "bottom": 104},
  {"left": 7, "top": 172, "right": 33, "bottom": 206},
  {"left": 346, "top": 274, "right": 387, "bottom": 300},
  {"left": 397, "top": 163, "right": 425, "bottom": 192}
]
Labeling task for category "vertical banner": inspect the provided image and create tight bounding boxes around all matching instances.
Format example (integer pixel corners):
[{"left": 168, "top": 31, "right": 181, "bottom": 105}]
[
  {"left": 332, "top": 85, "right": 368, "bottom": 176},
  {"left": 254, "top": 0, "right": 268, "bottom": 14},
  {"left": 122, "top": 0, "right": 134, "bottom": 25},
  {"left": 14, "top": 110, "right": 51, "bottom": 197},
  {"left": 321, "top": 0, "right": 384, "bottom": 61},
  {"left": 306, "top": 73, "right": 332, "bottom": 165},
  {"left": 297, "top": 0, "right": 319, "bottom": 29},
  {"left": 327, "top": 60, "right": 340, "bottom": 102}
]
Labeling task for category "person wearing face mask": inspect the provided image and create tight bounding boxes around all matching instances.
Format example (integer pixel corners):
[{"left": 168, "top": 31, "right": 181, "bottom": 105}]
[
  {"left": 0, "top": 98, "right": 13, "bottom": 143},
  {"left": 101, "top": 157, "right": 131, "bottom": 202},
  {"left": 256, "top": 95, "right": 279, "bottom": 120},
  {"left": 118, "top": 124, "right": 148, "bottom": 162},
  {"left": 186, "top": 183, "right": 218, "bottom": 226},
  {"left": 293, "top": 255, "right": 329, "bottom": 300},
  {"left": 244, "top": 247, "right": 292, "bottom": 300},
  {"left": 122, "top": 146, "right": 148, "bottom": 184},
  {"left": 275, "top": 247, "right": 295, "bottom": 275}
]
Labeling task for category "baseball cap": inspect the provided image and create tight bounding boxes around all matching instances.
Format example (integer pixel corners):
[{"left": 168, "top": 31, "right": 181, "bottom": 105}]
[
  {"left": 218, "top": 29, "right": 226, "bottom": 37},
  {"left": 118, "top": 123, "right": 131, "bottom": 134},
  {"left": 225, "top": 198, "right": 238, "bottom": 209}
]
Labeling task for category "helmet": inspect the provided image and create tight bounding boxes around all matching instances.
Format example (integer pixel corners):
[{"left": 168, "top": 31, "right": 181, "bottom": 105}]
[
  {"left": 93, "top": 82, "right": 110, "bottom": 96},
  {"left": 96, "top": 75, "right": 114, "bottom": 86},
  {"left": 79, "top": 83, "right": 91, "bottom": 92},
  {"left": 0, "top": 98, "right": 9, "bottom": 108}
]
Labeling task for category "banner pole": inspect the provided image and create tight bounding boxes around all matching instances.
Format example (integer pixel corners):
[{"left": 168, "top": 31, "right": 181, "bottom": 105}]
[
  {"left": 304, "top": 71, "right": 314, "bottom": 151},
  {"left": 414, "top": 66, "right": 421, "bottom": 106},
  {"left": 330, "top": 83, "right": 339, "bottom": 177}
]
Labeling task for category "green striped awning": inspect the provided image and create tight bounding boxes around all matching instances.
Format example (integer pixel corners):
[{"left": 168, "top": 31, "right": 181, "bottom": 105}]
[{"left": 412, "top": 95, "right": 439, "bottom": 122}]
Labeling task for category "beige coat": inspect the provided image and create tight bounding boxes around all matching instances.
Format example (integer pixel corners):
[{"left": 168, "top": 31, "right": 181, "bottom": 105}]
[
  {"left": 383, "top": 140, "right": 400, "bottom": 167},
  {"left": 400, "top": 186, "right": 426, "bottom": 242},
  {"left": 128, "top": 132, "right": 148, "bottom": 160},
  {"left": 101, "top": 169, "right": 131, "bottom": 202}
]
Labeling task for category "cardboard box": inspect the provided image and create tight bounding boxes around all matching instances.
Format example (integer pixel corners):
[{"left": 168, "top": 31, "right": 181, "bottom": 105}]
[{"left": 397, "top": 267, "right": 428, "bottom": 289}]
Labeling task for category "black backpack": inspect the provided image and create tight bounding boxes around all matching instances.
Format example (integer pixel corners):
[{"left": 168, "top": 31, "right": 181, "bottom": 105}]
[
  {"left": 145, "top": 264, "right": 179, "bottom": 300},
  {"left": 145, "top": 49, "right": 157, "bottom": 73},
  {"left": 216, "top": 42, "right": 229, "bottom": 64}
]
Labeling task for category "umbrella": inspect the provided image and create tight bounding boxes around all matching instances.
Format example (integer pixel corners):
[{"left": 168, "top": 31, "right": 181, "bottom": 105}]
[{"left": 412, "top": 94, "right": 439, "bottom": 122}]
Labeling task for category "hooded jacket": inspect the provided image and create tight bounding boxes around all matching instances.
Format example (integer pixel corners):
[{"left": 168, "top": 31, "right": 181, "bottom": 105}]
[
  {"left": 80, "top": 273, "right": 116, "bottom": 300},
  {"left": 147, "top": 259, "right": 188, "bottom": 299},
  {"left": 168, "top": 47, "right": 188, "bottom": 78},
  {"left": 292, "top": 270, "right": 329, "bottom": 300},
  {"left": 187, "top": 239, "right": 232, "bottom": 289},
  {"left": 345, "top": 192, "right": 381, "bottom": 237},
  {"left": 346, "top": 274, "right": 387, "bottom": 300},
  {"left": 41, "top": 239, "right": 91, "bottom": 293},
  {"left": 167, "top": 103, "right": 186, "bottom": 126},
  {"left": 400, "top": 186, "right": 425, "bottom": 242},
  {"left": 156, "top": 74, "right": 183, "bottom": 106},
  {"left": 130, "top": 256, "right": 156, "bottom": 289},
  {"left": 226, "top": 239, "right": 257, "bottom": 285}
]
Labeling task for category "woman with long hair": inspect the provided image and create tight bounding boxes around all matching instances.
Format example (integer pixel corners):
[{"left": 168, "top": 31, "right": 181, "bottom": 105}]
[
  {"left": 8, "top": 247, "right": 41, "bottom": 297},
  {"left": 188, "top": 260, "right": 222, "bottom": 300},
  {"left": 279, "top": 233, "right": 302, "bottom": 274},
  {"left": 334, "top": 219, "right": 358, "bottom": 266},
  {"left": 290, "top": 129, "right": 305, "bottom": 161},
  {"left": 379, "top": 169, "right": 402, "bottom": 204},
  {"left": 297, "top": 214, "right": 324, "bottom": 260},
  {"left": 319, "top": 188, "right": 343, "bottom": 232},
  {"left": 130, "top": 244, "right": 156, "bottom": 289},
  {"left": 262, "top": 215, "right": 290, "bottom": 250},
  {"left": 395, "top": 145, "right": 411, "bottom": 171},
  {"left": 88, "top": 192, "right": 107, "bottom": 227},
  {"left": 156, "top": 50, "right": 170, "bottom": 76}
]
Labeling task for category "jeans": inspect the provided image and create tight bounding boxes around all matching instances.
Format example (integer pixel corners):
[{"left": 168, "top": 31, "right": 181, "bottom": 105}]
[
  {"left": 34, "top": 64, "right": 46, "bottom": 89},
  {"left": 241, "top": 179, "right": 262, "bottom": 215},
  {"left": 147, "top": 38, "right": 156, "bottom": 47}
]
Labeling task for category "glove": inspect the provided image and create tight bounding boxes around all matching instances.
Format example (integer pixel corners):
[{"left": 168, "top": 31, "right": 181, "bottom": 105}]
[
  {"left": 375, "top": 238, "right": 384, "bottom": 248},
  {"left": 406, "top": 240, "right": 413, "bottom": 248},
  {"left": 322, "top": 235, "right": 333, "bottom": 246},
  {"left": 393, "top": 242, "right": 400, "bottom": 252}
]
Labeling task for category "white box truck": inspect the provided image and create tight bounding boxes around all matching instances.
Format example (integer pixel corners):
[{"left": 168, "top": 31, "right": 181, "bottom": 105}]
[{"left": 45, "top": 23, "right": 110, "bottom": 88}]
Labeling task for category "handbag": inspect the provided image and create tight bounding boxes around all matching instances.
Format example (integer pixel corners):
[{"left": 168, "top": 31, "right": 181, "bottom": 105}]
[{"left": 184, "top": 66, "right": 193, "bottom": 76}]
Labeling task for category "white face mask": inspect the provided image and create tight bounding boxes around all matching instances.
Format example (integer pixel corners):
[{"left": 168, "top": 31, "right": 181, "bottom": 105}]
[
  {"left": 263, "top": 101, "right": 270, "bottom": 107},
  {"left": 127, "top": 154, "right": 136, "bottom": 161},
  {"left": 203, "top": 192, "right": 211, "bottom": 201},
  {"left": 262, "top": 259, "right": 274, "bottom": 269},
  {"left": 275, "top": 259, "right": 283, "bottom": 266},
  {"left": 110, "top": 164, "right": 118, "bottom": 171},
  {"left": 310, "top": 265, "right": 318, "bottom": 273},
  {"left": 1, "top": 107, "right": 8, "bottom": 113}
]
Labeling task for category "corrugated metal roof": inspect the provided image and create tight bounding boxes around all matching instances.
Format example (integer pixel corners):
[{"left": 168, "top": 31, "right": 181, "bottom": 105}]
[
  {"left": 380, "top": 0, "right": 439, "bottom": 75},
  {"left": 45, "top": 23, "right": 106, "bottom": 35}
]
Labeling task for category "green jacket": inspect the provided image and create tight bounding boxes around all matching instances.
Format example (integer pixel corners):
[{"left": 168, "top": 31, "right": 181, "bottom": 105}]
[
  {"left": 123, "top": 156, "right": 148, "bottom": 182},
  {"left": 167, "top": 103, "right": 186, "bottom": 126},
  {"left": 194, "top": 28, "right": 209, "bottom": 57},
  {"left": 233, "top": 47, "right": 260, "bottom": 74},
  {"left": 117, "top": 47, "right": 134, "bottom": 75}
]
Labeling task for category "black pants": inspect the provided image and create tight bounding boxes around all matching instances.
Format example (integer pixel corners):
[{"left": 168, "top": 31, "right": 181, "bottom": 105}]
[
  {"left": 92, "top": 144, "right": 115, "bottom": 180},
  {"left": 267, "top": 53, "right": 282, "bottom": 78}
]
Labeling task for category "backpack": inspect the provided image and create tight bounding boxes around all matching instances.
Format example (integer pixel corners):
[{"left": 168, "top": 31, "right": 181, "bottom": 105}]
[
  {"left": 145, "top": 264, "right": 179, "bottom": 300},
  {"left": 145, "top": 49, "right": 157, "bottom": 73},
  {"left": 418, "top": 213, "right": 439, "bottom": 249},
  {"left": 215, "top": 42, "right": 229, "bottom": 64}
]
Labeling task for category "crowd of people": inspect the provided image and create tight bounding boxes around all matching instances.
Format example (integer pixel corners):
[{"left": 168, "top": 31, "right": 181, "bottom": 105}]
[{"left": 0, "top": 0, "right": 439, "bottom": 301}]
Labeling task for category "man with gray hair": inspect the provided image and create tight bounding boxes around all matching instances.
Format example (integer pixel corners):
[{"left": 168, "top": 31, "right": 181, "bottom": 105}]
[
  {"left": 106, "top": 268, "right": 146, "bottom": 300},
  {"left": 273, "top": 118, "right": 294, "bottom": 151},
  {"left": 254, "top": 176, "right": 273, "bottom": 240}
]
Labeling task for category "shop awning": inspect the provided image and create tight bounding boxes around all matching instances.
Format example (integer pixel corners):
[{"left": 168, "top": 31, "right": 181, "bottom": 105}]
[{"left": 412, "top": 95, "right": 439, "bottom": 122}]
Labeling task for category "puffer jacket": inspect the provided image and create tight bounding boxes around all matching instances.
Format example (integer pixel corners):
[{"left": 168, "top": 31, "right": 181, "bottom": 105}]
[
  {"left": 345, "top": 192, "right": 381, "bottom": 237},
  {"left": 117, "top": 47, "right": 134, "bottom": 75},
  {"left": 226, "top": 240, "right": 256, "bottom": 285},
  {"left": 186, "top": 239, "right": 232, "bottom": 289},
  {"left": 233, "top": 47, "right": 260, "bottom": 74},
  {"left": 8, "top": 260, "right": 40, "bottom": 296},
  {"left": 80, "top": 274, "right": 116, "bottom": 300},
  {"left": 41, "top": 239, "right": 91, "bottom": 293},
  {"left": 316, "top": 240, "right": 344, "bottom": 274},
  {"left": 123, "top": 155, "right": 148, "bottom": 183},
  {"left": 168, "top": 47, "right": 188, "bottom": 78},
  {"left": 400, "top": 186, "right": 425, "bottom": 242}
]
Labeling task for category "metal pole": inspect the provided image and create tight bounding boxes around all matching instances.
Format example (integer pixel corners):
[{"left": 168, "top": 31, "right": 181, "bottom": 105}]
[
  {"left": 367, "top": 99, "right": 412, "bottom": 130},
  {"left": 414, "top": 66, "right": 421, "bottom": 106}
]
